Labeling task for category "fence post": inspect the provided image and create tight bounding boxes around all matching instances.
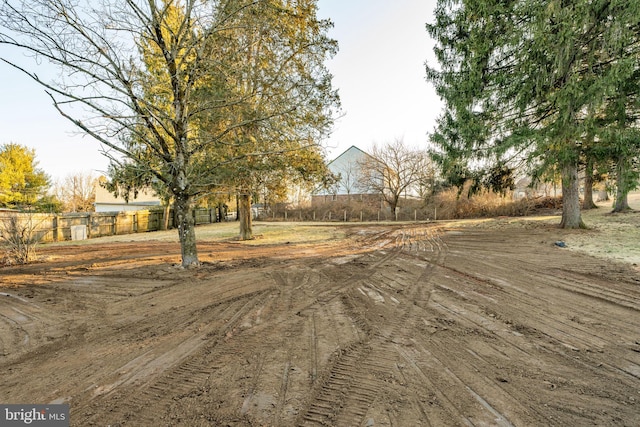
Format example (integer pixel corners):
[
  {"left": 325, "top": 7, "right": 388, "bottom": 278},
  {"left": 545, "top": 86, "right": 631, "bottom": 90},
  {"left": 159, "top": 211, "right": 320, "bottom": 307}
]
[
  {"left": 344, "top": 210, "right": 347, "bottom": 222},
  {"left": 52, "top": 215, "right": 59, "bottom": 242},
  {"left": 361, "top": 211, "right": 363, "bottom": 222}
]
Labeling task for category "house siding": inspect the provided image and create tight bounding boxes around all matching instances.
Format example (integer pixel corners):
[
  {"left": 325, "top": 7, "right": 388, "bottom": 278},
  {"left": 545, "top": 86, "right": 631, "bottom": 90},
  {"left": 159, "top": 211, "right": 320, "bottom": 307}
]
[{"left": 312, "top": 146, "right": 380, "bottom": 207}]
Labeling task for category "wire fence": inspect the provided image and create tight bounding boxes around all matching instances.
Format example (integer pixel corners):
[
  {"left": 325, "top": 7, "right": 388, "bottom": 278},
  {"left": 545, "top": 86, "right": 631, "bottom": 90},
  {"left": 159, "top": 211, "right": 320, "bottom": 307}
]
[{"left": 255, "top": 206, "right": 439, "bottom": 222}]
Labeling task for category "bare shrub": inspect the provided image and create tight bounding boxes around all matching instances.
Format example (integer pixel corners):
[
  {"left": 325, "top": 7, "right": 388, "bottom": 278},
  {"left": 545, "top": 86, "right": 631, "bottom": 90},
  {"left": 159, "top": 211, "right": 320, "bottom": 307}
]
[
  {"left": 429, "top": 186, "right": 561, "bottom": 220},
  {"left": 0, "top": 212, "right": 44, "bottom": 264}
]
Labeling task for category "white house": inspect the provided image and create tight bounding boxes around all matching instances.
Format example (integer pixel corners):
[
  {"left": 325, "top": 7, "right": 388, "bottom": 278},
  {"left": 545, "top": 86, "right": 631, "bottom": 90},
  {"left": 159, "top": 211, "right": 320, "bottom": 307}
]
[{"left": 312, "top": 146, "right": 380, "bottom": 206}]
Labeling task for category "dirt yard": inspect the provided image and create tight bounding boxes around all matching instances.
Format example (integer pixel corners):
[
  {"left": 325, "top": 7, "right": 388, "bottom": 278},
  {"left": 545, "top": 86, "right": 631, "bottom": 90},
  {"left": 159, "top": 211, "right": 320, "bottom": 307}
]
[{"left": 1, "top": 201, "right": 639, "bottom": 426}]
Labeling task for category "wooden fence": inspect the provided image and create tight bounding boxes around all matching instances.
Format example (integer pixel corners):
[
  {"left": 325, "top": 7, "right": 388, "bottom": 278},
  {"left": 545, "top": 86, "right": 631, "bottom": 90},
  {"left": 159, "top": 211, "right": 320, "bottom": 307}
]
[{"left": 0, "top": 208, "right": 224, "bottom": 243}]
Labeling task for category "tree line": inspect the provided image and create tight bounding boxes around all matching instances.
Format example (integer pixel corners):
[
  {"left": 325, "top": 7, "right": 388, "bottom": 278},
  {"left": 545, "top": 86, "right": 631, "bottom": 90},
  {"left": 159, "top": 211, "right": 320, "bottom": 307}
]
[
  {"left": 426, "top": 0, "right": 639, "bottom": 228},
  {"left": 2, "top": 1, "right": 638, "bottom": 267}
]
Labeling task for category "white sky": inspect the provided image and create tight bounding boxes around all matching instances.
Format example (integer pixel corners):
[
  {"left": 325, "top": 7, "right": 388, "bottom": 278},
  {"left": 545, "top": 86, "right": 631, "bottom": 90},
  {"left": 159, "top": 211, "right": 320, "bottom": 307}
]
[{"left": 0, "top": 0, "right": 441, "bottom": 181}]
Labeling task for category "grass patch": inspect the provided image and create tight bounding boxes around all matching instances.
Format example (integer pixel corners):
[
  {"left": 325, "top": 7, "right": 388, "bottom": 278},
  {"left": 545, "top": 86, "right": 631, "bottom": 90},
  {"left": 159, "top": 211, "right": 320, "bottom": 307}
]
[
  {"left": 46, "top": 221, "right": 346, "bottom": 247},
  {"left": 242, "top": 223, "right": 346, "bottom": 245}
]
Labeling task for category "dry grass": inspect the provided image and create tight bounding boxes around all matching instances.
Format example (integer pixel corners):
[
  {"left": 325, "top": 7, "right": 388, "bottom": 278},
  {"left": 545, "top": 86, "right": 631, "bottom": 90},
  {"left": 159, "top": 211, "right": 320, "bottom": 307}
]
[
  {"left": 561, "top": 192, "right": 640, "bottom": 266},
  {"left": 46, "top": 221, "right": 345, "bottom": 247},
  {"left": 429, "top": 187, "right": 562, "bottom": 220},
  {"left": 440, "top": 191, "right": 640, "bottom": 267}
]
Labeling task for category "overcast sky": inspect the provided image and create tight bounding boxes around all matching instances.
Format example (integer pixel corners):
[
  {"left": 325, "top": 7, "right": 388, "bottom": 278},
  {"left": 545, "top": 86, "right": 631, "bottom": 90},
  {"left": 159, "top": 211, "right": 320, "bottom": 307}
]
[{"left": 0, "top": 0, "right": 440, "bottom": 181}]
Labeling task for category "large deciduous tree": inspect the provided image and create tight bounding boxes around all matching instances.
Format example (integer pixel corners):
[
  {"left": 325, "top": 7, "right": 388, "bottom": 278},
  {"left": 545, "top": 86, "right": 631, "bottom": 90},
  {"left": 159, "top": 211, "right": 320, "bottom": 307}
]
[
  {"left": 0, "top": 0, "right": 338, "bottom": 266},
  {"left": 358, "top": 139, "right": 429, "bottom": 219},
  {"left": 426, "top": 0, "right": 640, "bottom": 228},
  {"left": 54, "top": 171, "right": 97, "bottom": 212}
]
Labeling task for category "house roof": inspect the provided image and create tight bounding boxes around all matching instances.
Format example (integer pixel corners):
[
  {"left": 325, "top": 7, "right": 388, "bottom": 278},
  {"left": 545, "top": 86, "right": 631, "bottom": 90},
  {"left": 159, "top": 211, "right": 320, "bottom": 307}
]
[
  {"left": 313, "top": 145, "right": 377, "bottom": 196},
  {"left": 327, "top": 145, "right": 372, "bottom": 169}
]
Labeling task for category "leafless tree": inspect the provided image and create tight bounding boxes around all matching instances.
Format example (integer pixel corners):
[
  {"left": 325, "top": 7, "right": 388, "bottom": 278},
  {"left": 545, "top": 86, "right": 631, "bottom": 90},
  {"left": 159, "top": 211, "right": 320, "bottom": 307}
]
[
  {"left": 54, "top": 171, "right": 97, "bottom": 212},
  {"left": 336, "top": 160, "right": 364, "bottom": 202},
  {"left": 358, "top": 139, "right": 431, "bottom": 219}
]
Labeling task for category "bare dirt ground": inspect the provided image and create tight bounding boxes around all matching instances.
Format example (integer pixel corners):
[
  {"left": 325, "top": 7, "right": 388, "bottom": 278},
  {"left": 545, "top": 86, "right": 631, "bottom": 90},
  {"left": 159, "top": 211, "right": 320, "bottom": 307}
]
[{"left": 1, "top": 197, "right": 639, "bottom": 426}]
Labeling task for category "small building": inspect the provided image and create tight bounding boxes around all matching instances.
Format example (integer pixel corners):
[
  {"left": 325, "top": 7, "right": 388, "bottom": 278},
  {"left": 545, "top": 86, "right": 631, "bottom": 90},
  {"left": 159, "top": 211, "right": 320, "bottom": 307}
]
[
  {"left": 93, "top": 177, "right": 162, "bottom": 212},
  {"left": 513, "top": 177, "right": 557, "bottom": 199}
]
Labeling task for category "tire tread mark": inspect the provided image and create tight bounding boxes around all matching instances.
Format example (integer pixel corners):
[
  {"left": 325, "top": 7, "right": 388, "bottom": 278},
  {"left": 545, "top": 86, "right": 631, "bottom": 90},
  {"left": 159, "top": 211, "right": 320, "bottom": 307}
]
[
  {"left": 73, "top": 289, "right": 273, "bottom": 426},
  {"left": 297, "top": 342, "right": 374, "bottom": 426}
]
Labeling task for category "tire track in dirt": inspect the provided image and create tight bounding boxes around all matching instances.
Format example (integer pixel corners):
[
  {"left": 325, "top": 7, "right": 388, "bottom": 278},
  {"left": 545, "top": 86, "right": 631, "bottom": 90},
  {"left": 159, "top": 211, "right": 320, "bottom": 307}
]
[
  {"left": 298, "top": 342, "right": 375, "bottom": 426},
  {"left": 349, "top": 226, "right": 636, "bottom": 426},
  {"left": 437, "top": 232, "right": 638, "bottom": 353},
  {"left": 385, "top": 236, "right": 523, "bottom": 426},
  {"left": 0, "top": 292, "right": 55, "bottom": 359},
  {"left": 298, "top": 228, "right": 449, "bottom": 426},
  {"left": 0, "top": 307, "right": 32, "bottom": 352},
  {"left": 175, "top": 264, "right": 363, "bottom": 426},
  {"left": 297, "top": 242, "right": 401, "bottom": 426},
  {"left": 545, "top": 269, "right": 640, "bottom": 311},
  {"left": 276, "top": 268, "right": 345, "bottom": 390},
  {"left": 444, "top": 230, "right": 640, "bottom": 312},
  {"left": 260, "top": 270, "right": 304, "bottom": 426},
  {"left": 438, "top": 243, "right": 640, "bottom": 382},
  {"left": 430, "top": 284, "right": 634, "bottom": 424},
  {"left": 72, "top": 287, "right": 274, "bottom": 426},
  {"left": 439, "top": 270, "right": 637, "bottom": 357},
  {"left": 421, "top": 228, "right": 640, "bottom": 424}
]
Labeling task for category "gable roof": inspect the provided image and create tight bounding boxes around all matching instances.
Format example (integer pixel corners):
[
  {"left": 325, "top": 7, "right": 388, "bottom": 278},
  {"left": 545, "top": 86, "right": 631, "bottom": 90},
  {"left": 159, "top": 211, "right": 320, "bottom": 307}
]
[
  {"left": 314, "top": 146, "right": 377, "bottom": 196},
  {"left": 327, "top": 145, "right": 371, "bottom": 169}
]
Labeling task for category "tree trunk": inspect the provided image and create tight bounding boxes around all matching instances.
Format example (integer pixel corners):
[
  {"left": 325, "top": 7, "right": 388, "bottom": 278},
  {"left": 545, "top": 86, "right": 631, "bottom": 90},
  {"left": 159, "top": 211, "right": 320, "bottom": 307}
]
[
  {"left": 389, "top": 198, "right": 399, "bottom": 221},
  {"left": 582, "top": 159, "right": 597, "bottom": 210},
  {"left": 216, "top": 203, "right": 224, "bottom": 222},
  {"left": 238, "top": 192, "right": 253, "bottom": 240},
  {"left": 174, "top": 194, "right": 199, "bottom": 267},
  {"left": 559, "top": 161, "right": 585, "bottom": 229},
  {"left": 612, "top": 158, "right": 631, "bottom": 212}
]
